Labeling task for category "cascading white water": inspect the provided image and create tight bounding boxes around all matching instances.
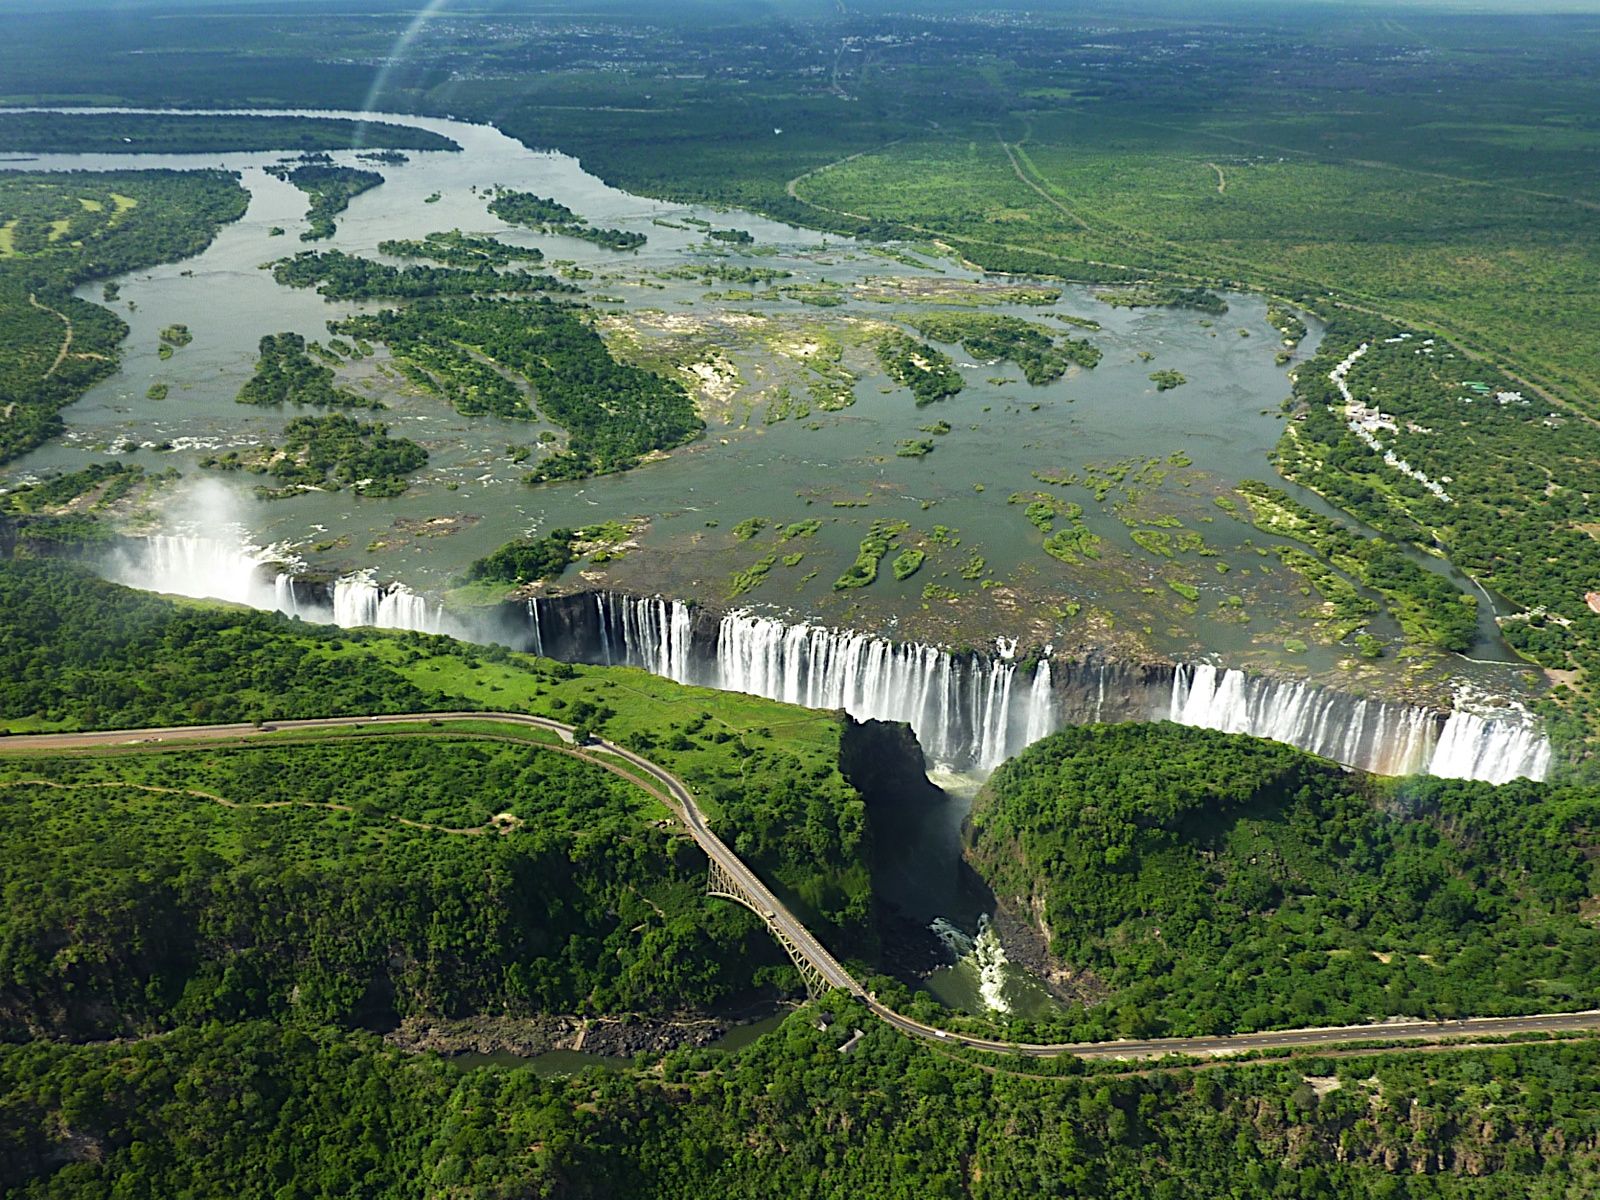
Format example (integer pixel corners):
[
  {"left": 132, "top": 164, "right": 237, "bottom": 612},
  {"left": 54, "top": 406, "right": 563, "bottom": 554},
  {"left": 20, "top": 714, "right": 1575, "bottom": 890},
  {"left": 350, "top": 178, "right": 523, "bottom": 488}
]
[
  {"left": 100, "top": 540, "right": 1554, "bottom": 785},
  {"left": 109, "top": 533, "right": 283, "bottom": 609},
  {"left": 1024, "top": 657, "right": 1058, "bottom": 746},
  {"left": 112, "top": 534, "right": 458, "bottom": 635},
  {"left": 709, "top": 608, "right": 1049, "bottom": 770},
  {"left": 1169, "top": 663, "right": 1550, "bottom": 783},
  {"left": 550, "top": 594, "right": 1553, "bottom": 782},
  {"left": 526, "top": 599, "right": 544, "bottom": 658},
  {"left": 1429, "top": 705, "right": 1554, "bottom": 785},
  {"left": 273, "top": 573, "right": 304, "bottom": 617},
  {"left": 556, "top": 594, "right": 1053, "bottom": 769},
  {"left": 331, "top": 570, "right": 448, "bottom": 634},
  {"left": 929, "top": 915, "right": 1015, "bottom": 1013}
]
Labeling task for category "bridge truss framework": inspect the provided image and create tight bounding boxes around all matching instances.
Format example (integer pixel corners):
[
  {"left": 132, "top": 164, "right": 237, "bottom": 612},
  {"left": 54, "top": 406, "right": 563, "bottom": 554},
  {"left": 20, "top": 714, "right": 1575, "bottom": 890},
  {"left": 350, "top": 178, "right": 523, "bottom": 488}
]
[{"left": 706, "top": 857, "right": 828, "bottom": 998}]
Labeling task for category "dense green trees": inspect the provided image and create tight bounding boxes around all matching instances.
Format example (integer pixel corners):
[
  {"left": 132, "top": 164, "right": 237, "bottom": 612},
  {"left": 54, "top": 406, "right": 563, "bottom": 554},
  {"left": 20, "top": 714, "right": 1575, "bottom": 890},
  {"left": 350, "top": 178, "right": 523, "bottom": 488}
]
[
  {"left": 1270, "top": 312, "right": 1600, "bottom": 764},
  {"left": 488, "top": 189, "right": 647, "bottom": 251},
  {"left": 378, "top": 229, "right": 545, "bottom": 268},
  {"left": 0, "top": 112, "right": 459, "bottom": 153},
  {"left": 266, "top": 415, "right": 428, "bottom": 497},
  {"left": 270, "top": 249, "right": 574, "bottom": 300},
  {"left": 0, "top": 462, "right": 142, "bottom": 516},
  {"left": 206, "top": 414, "right": 428, "bottom": 498},
  {"left": 466, "top": 530, "right": 577, "bottom": 585},
  {"left": 0, "top": 169, "right": 248, "bottom": 464},
  {"left": 0, "top": 740, "right": 778, "bottom": 1038},
  {"left": 967, "top": 723, "right": 1600, "bottom": 1041},
  {"left": 236, "top": 331, "right": 377, "bottom": 410},
  {"left": 0, "top": 556, "right": 873, "bottom": 938},
  {"left": 1098, "top": 285, "right": 1230, "bottom": 315},
  {"left": 1237, "top": 480, "right": 1478, "bottom": 652},
  {"left": 0, "top": 560, "right": 441, "bottom": 728},
  {"left": 338, "top": 298, "right": 702, "bottom": 479},
  {"left": 266, "top": 164, "right": 383, "bottom": 241},
  {"left": 875, "top": 332, "right": 964, "bottom": 404},
  {"left": 8, "top": 1011, "right": 1600, "bottom": 1198}
]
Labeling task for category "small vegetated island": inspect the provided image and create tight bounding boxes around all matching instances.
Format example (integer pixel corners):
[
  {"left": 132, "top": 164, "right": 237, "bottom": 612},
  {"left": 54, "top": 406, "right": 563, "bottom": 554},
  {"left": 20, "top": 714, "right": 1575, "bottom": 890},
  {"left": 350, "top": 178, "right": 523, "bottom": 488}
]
[
  {"left": 378, "top": 228, "right": 546, "bottom": 269},
  {"left": 269, "top": 247, "right": 576, "bottom": 300},
  {"left": 265, "top": 161, "right": 384, "bottom": 241},
  {"left": 464, "top": 527, "right": 579, "bottom": 585},
  {"left": 235, "top": 331, "right": 379, "bottom": 410},
  {"left": 201, "top": 413, "right": 427, "bottom": 498},
  {"left": 488, "top": 188, "right": 646, "bottom": 251},
  {"left": 875, "top": 330, "right": 963, "bottom": 404},
  {"left": 907, "top": 311, "right": 1101, "bottom": 383}
]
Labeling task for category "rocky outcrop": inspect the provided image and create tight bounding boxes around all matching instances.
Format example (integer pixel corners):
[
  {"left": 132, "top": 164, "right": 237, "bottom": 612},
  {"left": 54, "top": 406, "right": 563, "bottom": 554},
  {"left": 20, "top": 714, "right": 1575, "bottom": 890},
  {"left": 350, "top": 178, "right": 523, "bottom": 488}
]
[{"left": 383, "top": 1012, "right": 744, "bottom": 1059}]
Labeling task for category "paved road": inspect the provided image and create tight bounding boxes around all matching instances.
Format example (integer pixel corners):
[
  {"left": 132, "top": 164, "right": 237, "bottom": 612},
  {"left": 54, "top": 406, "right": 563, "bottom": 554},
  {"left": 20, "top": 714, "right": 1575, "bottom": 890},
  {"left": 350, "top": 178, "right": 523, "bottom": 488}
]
[{"left": 7, "top": 713, "right": 1600, "bottom": 1063}]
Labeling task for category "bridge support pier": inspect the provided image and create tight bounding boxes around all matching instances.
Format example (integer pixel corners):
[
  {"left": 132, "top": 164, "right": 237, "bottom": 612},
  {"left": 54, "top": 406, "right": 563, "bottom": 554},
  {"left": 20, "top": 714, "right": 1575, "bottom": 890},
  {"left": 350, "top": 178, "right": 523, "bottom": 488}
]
[{"left": 707, "top": 858, "right": 828, "bottom": 998}]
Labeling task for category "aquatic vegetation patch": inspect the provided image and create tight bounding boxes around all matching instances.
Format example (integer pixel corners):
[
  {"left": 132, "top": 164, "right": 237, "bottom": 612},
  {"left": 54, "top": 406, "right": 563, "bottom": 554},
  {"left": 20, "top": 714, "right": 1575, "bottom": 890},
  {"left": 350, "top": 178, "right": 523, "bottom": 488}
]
[
  {"left": 907, "top": 311, "right": 1100, "bottom": 383},
  {"left": 834, "top": 520, "right": 908, "bottom": 591},
  {"left": 876, "top": 331, "right": 963, "bottom": 404},
  {"left": 1042, "top": 524, "right": 1102, "bottom": 564},
  {"left": 891, "top": 549, "right": 926, "bottom": 581},
  {"left": 729, "top": 553, "right": 778, "bottom": 597}
]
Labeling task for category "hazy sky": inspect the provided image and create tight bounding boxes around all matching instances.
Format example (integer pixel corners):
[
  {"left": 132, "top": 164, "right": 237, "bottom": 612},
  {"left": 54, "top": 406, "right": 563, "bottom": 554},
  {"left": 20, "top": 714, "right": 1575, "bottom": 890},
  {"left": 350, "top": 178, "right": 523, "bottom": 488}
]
[{"left": 3, "top": 0, "right": 1599, "bottom": 16}]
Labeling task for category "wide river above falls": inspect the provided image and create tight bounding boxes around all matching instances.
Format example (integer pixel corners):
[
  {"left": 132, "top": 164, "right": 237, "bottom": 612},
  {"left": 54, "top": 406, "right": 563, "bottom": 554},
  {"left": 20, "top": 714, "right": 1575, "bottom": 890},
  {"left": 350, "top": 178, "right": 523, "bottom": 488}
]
[{"left": 2, "top": 106, "right": 1534, "bottom": 689}]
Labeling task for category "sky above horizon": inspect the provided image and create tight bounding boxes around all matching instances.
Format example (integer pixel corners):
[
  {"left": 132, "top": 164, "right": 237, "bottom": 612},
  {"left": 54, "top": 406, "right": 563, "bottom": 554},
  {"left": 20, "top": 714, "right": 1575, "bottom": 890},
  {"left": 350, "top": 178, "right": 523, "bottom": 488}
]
[{"left": 3, "top": 0, "right": 1600, "bottom": 14}]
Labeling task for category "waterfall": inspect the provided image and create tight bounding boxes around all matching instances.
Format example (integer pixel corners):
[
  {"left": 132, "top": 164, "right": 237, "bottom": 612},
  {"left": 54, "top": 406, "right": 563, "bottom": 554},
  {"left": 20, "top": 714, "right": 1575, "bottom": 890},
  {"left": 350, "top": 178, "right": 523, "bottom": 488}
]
[
  {"left": 526, "top": 599, "right": 545, "bottom": 658},
  {"left": 331, "top": 570, "right": 448, "bottom": 634},
  {"left": 705, "top": 608, "right": 1049, "bottom": 770},
  {"left": 109, "top": 533, "right": 283, "bottom": 609},
  {"left": 537, "top": 594, "right": 1551, "bottom": 781},
  {"left": 1024, "top": 657, "right": 1058, "bottom": 745},
  {"left": 538, "top": 595, "right": 1054, "bottom": 770},
  {"left": 273, "top": 573, "right": 303, "bottom": 616},
  {"left": 94, "top": 540, "right": 1554, "bottom": 785},
  {"left": 1168, "top": 663, "right": 1549, "bottom": 782},
  {"left": 1169, "top": 662, "right": 1440, "bottom": 776},
  {"left": 1429, "top": 703, "right": 1554, "bottom": 786}
]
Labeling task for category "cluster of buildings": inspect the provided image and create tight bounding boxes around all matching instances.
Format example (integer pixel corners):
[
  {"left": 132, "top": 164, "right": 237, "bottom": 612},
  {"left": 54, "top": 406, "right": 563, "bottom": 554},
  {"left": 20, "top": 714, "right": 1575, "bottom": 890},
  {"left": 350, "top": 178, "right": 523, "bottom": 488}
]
[{"left": 1327, "top": 341, "right": 1454, "bottom": 504}]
